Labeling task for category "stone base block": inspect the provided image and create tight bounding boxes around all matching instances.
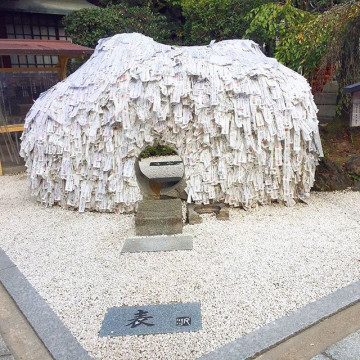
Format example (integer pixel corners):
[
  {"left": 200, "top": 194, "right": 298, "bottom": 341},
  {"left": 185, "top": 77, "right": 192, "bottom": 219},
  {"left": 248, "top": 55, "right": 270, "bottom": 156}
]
[{"left": 135, "top": 199, "right": 183, "bottom": 236}]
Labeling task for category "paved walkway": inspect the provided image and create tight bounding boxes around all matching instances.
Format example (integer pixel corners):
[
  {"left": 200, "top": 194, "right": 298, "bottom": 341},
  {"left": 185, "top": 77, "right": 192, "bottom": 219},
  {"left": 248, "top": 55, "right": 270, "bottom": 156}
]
[
  {"left": 311, "top": 329, "right": 360, "bottom": 360},
  {"left": 0, "top": 333, "right": 14, "bottom": 360},
  {"left": 0, "top": 281, "right": 54, "bottom": 360}
]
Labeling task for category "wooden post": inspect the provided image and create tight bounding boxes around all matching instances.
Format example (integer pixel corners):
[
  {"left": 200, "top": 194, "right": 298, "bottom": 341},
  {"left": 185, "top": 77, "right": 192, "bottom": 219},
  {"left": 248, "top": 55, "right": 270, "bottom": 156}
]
[
  {"left": 0, "top": 124, "right": 25, "bottom": 175},
  {"left": 58, "top": 56, "right": 69, "bottom": 80}
]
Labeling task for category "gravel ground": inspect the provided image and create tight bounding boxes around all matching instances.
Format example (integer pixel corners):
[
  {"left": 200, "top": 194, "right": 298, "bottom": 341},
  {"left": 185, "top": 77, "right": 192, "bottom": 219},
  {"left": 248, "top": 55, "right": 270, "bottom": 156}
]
[{"left": 0, "top": 174, "right": 359, "bottom": 360}]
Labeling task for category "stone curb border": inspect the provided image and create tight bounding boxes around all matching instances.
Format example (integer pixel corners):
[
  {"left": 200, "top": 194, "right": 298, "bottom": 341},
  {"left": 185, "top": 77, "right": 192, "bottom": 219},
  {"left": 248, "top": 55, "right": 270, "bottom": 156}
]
[
  {"left": 199, "top": 281, "right": 360, "bottom": 360},
  {"left": 0, "top": 248, "right": 93, "bottom": 360}
]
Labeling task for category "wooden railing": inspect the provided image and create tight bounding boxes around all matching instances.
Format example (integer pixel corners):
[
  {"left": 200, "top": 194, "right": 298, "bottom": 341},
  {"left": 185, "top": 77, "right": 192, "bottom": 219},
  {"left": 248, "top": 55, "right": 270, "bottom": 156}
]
[
  {"left": 0, "top": 56, "right": 68, "bottom": 175},
  {"left": 0, "top": 124, "right": 25, "bottom": 175}
]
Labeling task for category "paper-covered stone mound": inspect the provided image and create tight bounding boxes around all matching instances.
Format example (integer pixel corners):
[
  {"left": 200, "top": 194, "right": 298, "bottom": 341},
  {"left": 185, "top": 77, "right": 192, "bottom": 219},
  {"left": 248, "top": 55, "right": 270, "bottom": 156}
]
[{"left": 20, "top": 33, "right": 323, "bottom": 213}]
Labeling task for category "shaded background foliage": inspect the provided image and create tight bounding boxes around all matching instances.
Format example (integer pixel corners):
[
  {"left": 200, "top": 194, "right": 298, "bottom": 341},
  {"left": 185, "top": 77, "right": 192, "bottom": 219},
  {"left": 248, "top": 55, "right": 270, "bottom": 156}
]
[
  {"left": 65, "top": 0, "right": 276, "bottom": 46},
  {"left": 63, "top": 3, "right": 171, "bottom": 48},
  {"left": 176, "top": 0, "right": 276, "bottom": 45},
  {"left": 244, "top": 0, "right": 360, "bottom": 115}
]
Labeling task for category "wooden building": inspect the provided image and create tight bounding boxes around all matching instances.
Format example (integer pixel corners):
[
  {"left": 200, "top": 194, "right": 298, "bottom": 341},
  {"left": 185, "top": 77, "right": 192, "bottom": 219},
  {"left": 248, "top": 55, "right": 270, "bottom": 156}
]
[
  {"left": 0, "top": 0, "right": 95, "bottom": 174},
  {"left": 344, "top": 83, "right": 360, "bottom": 128}
]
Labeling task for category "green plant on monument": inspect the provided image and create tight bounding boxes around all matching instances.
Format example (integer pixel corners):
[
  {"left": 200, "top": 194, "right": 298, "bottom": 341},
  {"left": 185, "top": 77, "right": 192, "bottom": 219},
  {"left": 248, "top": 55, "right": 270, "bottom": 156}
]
[{"left": 139, "top": 145, "right": 178, "bottom": 159}]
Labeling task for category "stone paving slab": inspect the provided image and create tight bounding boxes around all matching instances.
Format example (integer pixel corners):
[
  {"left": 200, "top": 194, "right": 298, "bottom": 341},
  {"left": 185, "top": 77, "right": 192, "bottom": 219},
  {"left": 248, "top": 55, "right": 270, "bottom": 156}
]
[
  {"left": 311, "top": 355, "right": 330, "bottom": 360},
  {"left": 121, "top": 235, "right": 193, "bottom": 253},
  {"left": 0, "top": 333, "right": 15, "bottom": 360},
  {"left": 0, "top": 334, "right": 11, "bottom": 357},
  {"left": 100, "top": 302, "right": 202, "bottom": 337},
  {"left": 311, "top": 329, "right": 360, "bottom": 360}
]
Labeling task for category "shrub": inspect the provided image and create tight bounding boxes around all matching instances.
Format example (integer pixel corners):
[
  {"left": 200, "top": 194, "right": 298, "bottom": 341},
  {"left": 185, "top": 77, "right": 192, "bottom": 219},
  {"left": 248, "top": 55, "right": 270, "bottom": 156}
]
[
  {"left": 140, "top": 145, "right": 177, "bottom": 159},
  {"left": 63, "top": 4, "right": 171, "bottom": 48}
]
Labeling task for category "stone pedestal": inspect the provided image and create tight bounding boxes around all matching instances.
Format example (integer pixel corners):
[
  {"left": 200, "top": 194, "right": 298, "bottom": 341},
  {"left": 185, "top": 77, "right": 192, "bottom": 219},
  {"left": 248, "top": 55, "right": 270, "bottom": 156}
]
[{"left": 135, "top": 199, "right": 183, "bottom": 236}]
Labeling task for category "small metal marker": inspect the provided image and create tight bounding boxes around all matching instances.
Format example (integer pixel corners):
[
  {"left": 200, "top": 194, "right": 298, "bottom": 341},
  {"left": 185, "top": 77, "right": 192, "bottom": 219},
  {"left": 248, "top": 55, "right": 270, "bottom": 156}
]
[{"left": 99, "top": 303, "right": 202, "bottom": 337}]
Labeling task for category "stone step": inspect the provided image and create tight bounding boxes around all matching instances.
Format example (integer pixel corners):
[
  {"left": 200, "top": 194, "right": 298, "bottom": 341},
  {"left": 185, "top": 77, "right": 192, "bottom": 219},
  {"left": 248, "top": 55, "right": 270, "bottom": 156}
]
[{"left": 121, "top": 235, "right": 193, "bottom": 253}]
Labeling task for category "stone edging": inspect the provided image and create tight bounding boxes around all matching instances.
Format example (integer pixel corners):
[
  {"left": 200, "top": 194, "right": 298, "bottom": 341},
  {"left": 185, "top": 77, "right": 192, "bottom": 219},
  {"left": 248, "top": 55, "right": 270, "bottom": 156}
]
[
  {"left": 199, "top": 280, "right": 360, "bottom": 360},
  {"left": 0, "top": 248, "right": 93, "bottom": 360}
]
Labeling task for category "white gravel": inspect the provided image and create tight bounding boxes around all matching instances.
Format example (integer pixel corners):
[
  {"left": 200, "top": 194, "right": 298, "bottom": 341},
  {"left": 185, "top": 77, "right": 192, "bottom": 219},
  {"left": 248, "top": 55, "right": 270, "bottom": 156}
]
[{"left": 0, "top": 174, "right": 359, "bottom": 360}]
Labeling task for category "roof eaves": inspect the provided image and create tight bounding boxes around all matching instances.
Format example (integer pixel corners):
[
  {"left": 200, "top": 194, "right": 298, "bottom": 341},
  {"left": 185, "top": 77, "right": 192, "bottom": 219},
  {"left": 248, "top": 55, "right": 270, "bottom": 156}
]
[
  {"left": 0, "top": 0, "right": 97, "bottom": 15},
  {"left": 344, "top": 83, "right": 360, "bottom": 94}
]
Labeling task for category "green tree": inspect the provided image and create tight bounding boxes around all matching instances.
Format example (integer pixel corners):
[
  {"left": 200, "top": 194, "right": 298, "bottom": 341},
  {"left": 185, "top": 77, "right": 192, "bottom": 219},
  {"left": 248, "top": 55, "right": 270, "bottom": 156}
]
[
  {"left": 172, "top": 0, "right": 276, "bottom": 45},
  {"left": 63, "top": 4, "right": 171, "bottom": 48},
  {"left": 86, "top": 0, "right": 184, "bottom": 42},
  {"left": 244, "top": 0, "right": 360, "bottom": 111},
  {"left": 244, "top": 1, "right": 314, "bottom": 68}
]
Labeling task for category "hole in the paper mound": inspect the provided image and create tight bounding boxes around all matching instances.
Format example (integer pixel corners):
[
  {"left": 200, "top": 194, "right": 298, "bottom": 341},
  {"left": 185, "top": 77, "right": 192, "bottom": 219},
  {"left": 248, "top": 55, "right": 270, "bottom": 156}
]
[{"left": 135, "top": 146, "right": 185, "bottom": 199}]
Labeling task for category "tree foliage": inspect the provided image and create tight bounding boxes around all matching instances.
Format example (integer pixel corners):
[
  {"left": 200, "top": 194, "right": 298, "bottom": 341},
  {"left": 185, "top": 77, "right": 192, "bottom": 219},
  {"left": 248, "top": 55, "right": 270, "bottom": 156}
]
[
  {"left": 172, "top": 0, "right": 275, "bottom": 45},
  {"left": 289, "top": 1, "right": 360, "bottom": 79},
  {"left": 245, "top": 1, "right": 313, "bottom": 58},
  {"left": 63, "top": 4, "right": 171, "bottom": 48},
  {"left": 244, "top": 0, "right": 360, "bottom": 102}
]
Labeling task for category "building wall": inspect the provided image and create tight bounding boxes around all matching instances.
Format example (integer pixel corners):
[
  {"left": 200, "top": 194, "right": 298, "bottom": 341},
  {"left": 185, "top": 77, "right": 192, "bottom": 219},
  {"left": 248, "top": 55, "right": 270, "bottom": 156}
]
[
  {"left": 0, "top": 11, "right": 69, "bottom": 68},
  {"left": 0, "top": 11, "right": 68, "bottom": 170}
]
